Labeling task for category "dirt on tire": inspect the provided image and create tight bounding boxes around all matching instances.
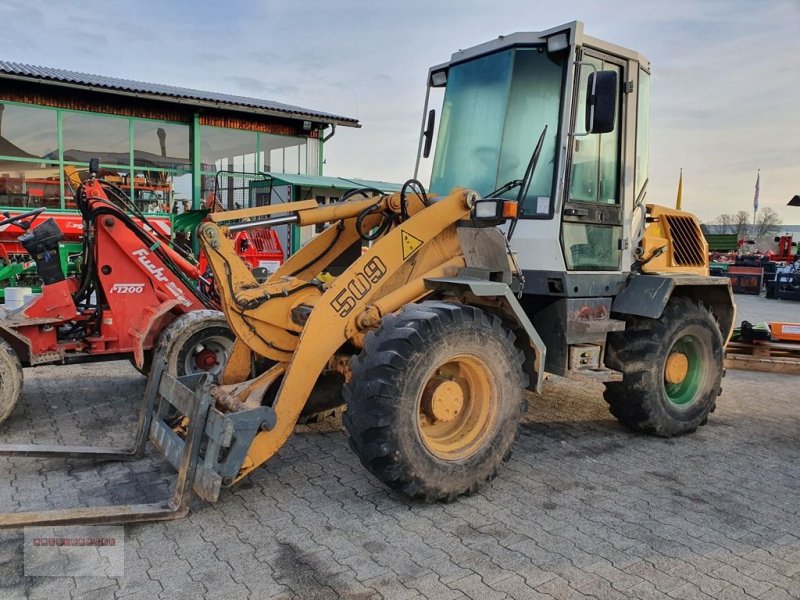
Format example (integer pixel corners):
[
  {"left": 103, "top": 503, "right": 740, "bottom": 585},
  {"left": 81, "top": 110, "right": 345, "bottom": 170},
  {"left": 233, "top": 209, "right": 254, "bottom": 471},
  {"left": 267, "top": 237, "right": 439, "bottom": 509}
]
[
  {"left": 0, "top": 338, "right": 23, "bottom": 424},
  {"left": 604, "top": 296, "right": 723, "bottom": 437},
  {"left": 343, "top": 301, "right": 528, "bottom": 502}
]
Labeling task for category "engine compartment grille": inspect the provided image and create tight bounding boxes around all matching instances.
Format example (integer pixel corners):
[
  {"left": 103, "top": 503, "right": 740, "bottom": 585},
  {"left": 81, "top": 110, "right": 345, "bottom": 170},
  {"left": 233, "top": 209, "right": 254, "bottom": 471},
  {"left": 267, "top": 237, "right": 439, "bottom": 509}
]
[{"left": 664, "top": 215, "right": 705, "bottom": 266}]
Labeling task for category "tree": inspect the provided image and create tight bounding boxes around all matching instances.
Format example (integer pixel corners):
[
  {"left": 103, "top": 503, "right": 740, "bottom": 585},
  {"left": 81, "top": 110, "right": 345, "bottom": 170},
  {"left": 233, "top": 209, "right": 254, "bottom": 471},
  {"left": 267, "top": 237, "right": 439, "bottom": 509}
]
[
  {"left": 713, "top": 213, "right": 735, "bottom": 234},
  {"left": 733, "top": 211, "right": 750, "bottom": 239},
  {"left": 755, "top": 207, "right": 782, "bottom": 239}
]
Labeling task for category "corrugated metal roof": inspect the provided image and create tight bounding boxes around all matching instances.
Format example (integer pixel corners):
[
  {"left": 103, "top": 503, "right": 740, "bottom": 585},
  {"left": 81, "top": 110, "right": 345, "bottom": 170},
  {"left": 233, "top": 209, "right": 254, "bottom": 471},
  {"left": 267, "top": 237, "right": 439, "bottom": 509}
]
[{"left": 0, "top": 61, "right": 359, "bottom": 127}]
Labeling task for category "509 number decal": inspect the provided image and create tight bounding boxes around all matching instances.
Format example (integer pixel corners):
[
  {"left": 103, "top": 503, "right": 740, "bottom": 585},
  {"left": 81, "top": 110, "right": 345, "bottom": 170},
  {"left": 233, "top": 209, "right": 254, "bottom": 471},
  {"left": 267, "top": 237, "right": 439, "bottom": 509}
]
[{"left": 330, "top": 257, "right": 387, "bottom": 317}]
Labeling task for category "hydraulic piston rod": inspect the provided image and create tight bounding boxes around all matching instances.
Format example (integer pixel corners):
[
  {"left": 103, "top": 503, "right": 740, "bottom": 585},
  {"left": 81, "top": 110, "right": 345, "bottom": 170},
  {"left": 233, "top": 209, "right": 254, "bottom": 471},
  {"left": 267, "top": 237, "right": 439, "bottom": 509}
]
[{"left": 227, "top": 215, "right": 299, "bottom": 232}]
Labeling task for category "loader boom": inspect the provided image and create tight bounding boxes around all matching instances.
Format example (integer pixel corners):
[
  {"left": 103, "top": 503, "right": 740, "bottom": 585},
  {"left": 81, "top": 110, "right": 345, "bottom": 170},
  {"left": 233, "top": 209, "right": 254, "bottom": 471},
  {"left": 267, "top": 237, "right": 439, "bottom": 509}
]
[{"left": 199, "top": 188, "right": 477, "bottom": 480}]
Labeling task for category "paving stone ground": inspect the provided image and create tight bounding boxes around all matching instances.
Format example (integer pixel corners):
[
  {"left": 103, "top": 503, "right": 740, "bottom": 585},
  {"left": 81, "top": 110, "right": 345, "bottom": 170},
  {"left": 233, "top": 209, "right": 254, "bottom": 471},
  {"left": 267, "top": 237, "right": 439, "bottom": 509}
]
[{"left": 0, "top": 294, "right": 798, "bottom": 599}]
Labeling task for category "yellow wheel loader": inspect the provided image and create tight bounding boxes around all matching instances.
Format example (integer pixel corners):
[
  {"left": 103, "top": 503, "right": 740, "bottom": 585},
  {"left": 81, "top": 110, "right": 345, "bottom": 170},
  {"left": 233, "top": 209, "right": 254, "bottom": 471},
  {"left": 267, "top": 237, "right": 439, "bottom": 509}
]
[{"left": 0, "top": 21, "right": 734, "bottom": 527}]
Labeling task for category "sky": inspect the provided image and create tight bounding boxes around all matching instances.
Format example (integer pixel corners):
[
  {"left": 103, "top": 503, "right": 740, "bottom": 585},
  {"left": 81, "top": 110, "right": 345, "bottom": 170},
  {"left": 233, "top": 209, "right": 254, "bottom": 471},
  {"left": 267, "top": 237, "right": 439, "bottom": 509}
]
[{"left": 0, "top": 0, "right": 798, "bottom": 223}]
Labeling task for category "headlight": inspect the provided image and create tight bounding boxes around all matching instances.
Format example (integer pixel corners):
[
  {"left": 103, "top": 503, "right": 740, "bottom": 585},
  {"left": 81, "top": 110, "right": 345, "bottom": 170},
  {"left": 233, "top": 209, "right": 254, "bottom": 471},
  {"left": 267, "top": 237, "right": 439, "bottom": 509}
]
[{"left": 472, "top": 199, "right": 518, "bottom": 220}]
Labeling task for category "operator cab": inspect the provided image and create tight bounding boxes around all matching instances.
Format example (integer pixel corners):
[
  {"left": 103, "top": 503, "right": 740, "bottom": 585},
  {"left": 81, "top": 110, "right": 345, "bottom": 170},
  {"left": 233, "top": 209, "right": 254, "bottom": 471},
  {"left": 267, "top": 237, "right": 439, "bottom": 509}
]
[{"left": 416, "top": 21, "right": 651, "bottom": 297}]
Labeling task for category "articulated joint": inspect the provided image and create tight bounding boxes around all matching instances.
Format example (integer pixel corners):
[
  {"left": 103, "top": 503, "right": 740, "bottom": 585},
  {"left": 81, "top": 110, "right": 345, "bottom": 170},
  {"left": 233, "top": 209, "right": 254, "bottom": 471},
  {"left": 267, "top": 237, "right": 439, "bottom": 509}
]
[
  {"left": 355, "top": 305, "right": 382, "bottom": 330},
  {"left": 199, "top": 223, "right": 220, "bottom": 249}
]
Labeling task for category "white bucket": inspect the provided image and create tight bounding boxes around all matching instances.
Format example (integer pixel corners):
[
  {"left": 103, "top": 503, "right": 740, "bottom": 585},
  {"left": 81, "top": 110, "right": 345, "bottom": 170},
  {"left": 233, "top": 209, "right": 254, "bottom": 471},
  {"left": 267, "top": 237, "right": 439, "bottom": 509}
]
[{"left": 5, "top": 287, "right": 33, "bottom": 310}]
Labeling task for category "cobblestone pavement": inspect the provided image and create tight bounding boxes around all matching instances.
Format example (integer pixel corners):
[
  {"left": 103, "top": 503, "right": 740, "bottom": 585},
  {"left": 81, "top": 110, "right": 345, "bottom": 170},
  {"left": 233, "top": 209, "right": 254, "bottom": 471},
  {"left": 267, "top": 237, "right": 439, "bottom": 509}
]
[
  {"left": 0, "top": 297, "right": 798, "bottom": 599},
  {"left": 731, "top": 293, "right": 799, "bottom": 325}
]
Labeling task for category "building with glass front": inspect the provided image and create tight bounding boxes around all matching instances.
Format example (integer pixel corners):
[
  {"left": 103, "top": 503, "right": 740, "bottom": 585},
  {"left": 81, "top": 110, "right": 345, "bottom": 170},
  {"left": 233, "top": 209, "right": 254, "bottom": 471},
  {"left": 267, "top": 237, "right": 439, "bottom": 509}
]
[{"left": 0, "top": 62, "right": 359, "bottom": 212}]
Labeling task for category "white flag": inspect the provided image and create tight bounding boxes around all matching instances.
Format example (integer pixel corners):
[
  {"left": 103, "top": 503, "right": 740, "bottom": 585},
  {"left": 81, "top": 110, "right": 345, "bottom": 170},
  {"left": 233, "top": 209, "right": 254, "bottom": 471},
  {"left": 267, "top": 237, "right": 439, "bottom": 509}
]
[{"left": 753, "top": 171, "right": 760, "bottom": 211}]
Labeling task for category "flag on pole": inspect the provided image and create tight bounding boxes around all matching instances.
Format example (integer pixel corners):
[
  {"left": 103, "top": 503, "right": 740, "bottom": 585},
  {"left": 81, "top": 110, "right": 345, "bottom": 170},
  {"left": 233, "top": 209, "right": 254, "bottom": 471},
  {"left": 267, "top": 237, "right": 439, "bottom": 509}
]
[
  {"left": 754, "top": 170, "right": 760, "bottom": 211},
  {"left": 676, "top": 168, "right": 683, "bottom": 210}
]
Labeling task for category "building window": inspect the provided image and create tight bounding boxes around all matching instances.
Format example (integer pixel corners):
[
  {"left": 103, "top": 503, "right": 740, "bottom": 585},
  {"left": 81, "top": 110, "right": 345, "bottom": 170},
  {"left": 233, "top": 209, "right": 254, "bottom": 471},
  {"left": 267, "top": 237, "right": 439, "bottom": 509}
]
[
  {"left": 261, "top": 133, "right": 306, "bottom": 175},
  {"left": 134, "top": 121, "right": 190, "bottom": 170},
  {"left": 0, "top": 100, "right": 318, "bottom": 211},
  {"left": 61, "top": 112, "right": 130, "bottom": 166},
  {"left": 0, "top": 161, "right": 61, "bottom": 208},
  {"left": 200, "top": 126, "right": 258, "bottom": 172},
  {"left": 130, "top": 167, "right": 192, "bottom": 213},
  {"left": 0, "top": 103, "right": 58, "bottom": 160}
]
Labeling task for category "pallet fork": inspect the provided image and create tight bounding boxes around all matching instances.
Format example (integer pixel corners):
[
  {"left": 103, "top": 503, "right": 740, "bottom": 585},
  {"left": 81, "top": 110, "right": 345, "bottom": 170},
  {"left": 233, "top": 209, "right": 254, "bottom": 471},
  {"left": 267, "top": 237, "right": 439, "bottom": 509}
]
[{"left": 0, "top": 360, "right": 275, "bottom": 528}]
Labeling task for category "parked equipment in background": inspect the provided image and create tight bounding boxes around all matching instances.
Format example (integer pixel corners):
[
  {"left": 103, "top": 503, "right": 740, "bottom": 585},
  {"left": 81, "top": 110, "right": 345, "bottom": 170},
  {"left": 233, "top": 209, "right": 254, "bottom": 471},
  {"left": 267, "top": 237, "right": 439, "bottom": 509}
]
[
  {"left": 771, "top": 235, "right": 797, "bottom": 263},
  {"left": 0, "top": 159, "right": 235, "bottom": 424},
  {"left": 1, "top": 191, "right": 285, "bottom": 301},
  {"left": 0, "top": 208, "right": 162, "bottom": 301},
  {"left": 0, "top": 210, "right": 114, "bottom": 301},
  {"left": 767, "top": 258, "right": 800, "bottom": 301},
  {"left": 727, "top": 264, "right": 764, "bottom": 295},
  {"left": 0, "top": 22, "right": 735, "bottom": 527},
  {"left": 726, "top": 320, "right": 800, "bottom": 375},
  {"left": 763, "top": 235, "right": 799, "bottom": 300}
]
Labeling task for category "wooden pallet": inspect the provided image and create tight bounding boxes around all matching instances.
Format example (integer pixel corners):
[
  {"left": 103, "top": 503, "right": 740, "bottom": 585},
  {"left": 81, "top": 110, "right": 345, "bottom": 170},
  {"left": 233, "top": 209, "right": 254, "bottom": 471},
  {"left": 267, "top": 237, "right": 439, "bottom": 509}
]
[{"left": 725, "top": 339, "right": 800, "bottom": 375}]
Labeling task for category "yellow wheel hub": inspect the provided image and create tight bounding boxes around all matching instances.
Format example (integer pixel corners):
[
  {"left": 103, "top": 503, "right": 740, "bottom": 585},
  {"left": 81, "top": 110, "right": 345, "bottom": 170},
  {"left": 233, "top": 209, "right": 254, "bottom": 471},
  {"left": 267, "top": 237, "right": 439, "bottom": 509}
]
[
  {"left": 425, "top": 379, "right": 464, "bottom": 422},
  {"left": 665, "top": 352, "right": 689, "bottom": 385},
  {"left": 418, "top": 354, "right": 497, "bottom": 461}
]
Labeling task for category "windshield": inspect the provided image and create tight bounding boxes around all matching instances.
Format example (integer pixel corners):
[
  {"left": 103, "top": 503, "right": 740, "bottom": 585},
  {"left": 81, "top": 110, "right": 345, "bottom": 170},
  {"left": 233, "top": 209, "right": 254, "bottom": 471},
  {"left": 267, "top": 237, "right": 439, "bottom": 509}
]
[{"left": 429, "top": 47, "right": 566, "bottom": 217}]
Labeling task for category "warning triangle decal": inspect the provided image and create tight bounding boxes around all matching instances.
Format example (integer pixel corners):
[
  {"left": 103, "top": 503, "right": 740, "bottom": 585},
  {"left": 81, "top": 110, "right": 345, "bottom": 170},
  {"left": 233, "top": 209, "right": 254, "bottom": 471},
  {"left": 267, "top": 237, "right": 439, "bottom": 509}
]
[{"left": 401, "top": 230, "right": 424, "bottom": 259}]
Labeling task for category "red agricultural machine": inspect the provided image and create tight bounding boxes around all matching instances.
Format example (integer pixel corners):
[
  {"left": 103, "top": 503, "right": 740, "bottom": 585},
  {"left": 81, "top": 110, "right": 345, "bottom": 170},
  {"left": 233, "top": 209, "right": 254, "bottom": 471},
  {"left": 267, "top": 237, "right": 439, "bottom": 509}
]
[{"left": 0, "top": 159, "right": 238, "bottom": 423}]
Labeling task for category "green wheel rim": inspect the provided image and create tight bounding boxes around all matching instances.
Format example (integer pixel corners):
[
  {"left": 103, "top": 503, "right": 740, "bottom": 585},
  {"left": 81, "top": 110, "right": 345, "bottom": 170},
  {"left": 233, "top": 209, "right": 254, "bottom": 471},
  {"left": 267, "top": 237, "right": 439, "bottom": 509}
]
[{"left": 664, "top": 335, "right": 703, "bottom": 406}]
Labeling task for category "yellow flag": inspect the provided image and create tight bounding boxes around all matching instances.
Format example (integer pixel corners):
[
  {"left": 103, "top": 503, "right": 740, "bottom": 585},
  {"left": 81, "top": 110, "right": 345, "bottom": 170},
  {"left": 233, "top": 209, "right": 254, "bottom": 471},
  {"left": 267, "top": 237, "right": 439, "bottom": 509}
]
[{"left": 676, "top": 169, "right": 683, "bottom": 210}]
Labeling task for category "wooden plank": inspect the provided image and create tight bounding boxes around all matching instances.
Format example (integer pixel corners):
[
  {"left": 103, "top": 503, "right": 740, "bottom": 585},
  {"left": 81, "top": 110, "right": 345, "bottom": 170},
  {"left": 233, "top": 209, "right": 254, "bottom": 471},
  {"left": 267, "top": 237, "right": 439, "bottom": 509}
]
[
  {"left": 725, "top": 354, "right": 800, "bottom": 376},
  {"left": 730, "top": 341, "right": 800, "bottom": 351},
  {"left": 727, "top": 340, "right": 800, "bottom": 354}
]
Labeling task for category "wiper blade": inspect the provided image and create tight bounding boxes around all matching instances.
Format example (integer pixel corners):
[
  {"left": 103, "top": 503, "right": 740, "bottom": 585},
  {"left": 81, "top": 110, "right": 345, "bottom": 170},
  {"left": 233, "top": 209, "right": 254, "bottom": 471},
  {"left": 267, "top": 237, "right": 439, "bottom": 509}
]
[{"left": 508, "top": 125, "right": 548, "bottom": 242}]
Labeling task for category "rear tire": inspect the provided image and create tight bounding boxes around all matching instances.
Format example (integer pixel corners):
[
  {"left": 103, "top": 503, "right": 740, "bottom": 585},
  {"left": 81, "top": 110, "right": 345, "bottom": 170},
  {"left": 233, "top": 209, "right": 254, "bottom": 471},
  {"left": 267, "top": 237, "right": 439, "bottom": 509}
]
[
  {"left": 0, "top": 338, "right": 22, "bottom": 424},
  {"left": 343, "top": 301, "right": 528, "bottom": 502},
  {"left": 604, "top": 297, "right": 723, "bottom": 437}
]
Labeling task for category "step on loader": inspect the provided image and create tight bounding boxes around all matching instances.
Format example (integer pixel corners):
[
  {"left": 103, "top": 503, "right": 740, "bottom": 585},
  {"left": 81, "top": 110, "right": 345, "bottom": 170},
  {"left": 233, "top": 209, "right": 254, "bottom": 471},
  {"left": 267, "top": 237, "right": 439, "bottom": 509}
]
[{"left": 0, "top": 21, "right": 734, "bottom": 527}]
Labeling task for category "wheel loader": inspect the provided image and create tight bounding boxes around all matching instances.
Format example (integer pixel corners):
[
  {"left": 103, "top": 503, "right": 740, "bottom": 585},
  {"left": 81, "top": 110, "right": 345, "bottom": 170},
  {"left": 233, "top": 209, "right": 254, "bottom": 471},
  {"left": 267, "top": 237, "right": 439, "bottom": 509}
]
[{"left": 0, "top": 21, "right": 734, "bottom": 527}]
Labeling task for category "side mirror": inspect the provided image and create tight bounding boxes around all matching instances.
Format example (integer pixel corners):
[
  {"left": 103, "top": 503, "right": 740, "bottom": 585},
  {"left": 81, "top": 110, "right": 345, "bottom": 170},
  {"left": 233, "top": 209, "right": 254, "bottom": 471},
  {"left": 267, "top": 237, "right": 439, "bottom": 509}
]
[
  {"left": 585, "top": 70, "right": 617, "bottom": 134},
  {"left": 422, "top": 109, "right": 436, "bottom": 159},
  {"left": 89, "top": 157, "right": 100, "bottom": 175}
]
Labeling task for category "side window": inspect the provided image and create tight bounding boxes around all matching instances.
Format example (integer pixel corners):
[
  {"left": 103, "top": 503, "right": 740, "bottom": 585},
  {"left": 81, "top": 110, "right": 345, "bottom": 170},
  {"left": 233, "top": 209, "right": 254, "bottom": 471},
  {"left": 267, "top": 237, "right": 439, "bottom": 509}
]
[{"left": 568, "top": 59, "right": 622, "bottom": 205}]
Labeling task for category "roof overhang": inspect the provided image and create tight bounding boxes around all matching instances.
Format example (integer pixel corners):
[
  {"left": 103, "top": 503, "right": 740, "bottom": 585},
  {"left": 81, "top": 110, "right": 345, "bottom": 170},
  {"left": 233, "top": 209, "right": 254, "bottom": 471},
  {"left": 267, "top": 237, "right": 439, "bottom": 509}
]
[{"left": 0, "top": 71, "right": 360, "bottom": 128}]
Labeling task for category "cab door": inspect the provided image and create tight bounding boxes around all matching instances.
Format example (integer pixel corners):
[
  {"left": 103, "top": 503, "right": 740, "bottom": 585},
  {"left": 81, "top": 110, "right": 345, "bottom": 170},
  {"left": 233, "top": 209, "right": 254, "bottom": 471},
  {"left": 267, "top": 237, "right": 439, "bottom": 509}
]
[{"left": 562, "top": 50, "right": 625, "bottom": 271}]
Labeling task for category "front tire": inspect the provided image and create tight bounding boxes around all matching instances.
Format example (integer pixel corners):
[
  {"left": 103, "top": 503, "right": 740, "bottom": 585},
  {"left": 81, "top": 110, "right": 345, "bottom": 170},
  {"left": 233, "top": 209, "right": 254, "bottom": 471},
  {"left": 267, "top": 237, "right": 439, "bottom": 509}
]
[
  {"left": 604, "top": 297, "right": 723, "bottom": 437},
  {"left": 343, "top": 302, "right": 528, "bottom": 502},
  {"left": 0, "top": 338, "right": 23, "bottom": 424},
  {"left": 156, "top": 310, "right": 235, "bottom": 379}
]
